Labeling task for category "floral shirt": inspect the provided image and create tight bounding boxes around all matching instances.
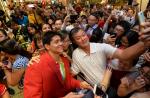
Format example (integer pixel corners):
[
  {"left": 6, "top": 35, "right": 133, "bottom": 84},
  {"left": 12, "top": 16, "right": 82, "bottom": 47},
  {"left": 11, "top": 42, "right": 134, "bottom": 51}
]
[{"left": 12, "top": 55, "right": 29, "bottom": 69}]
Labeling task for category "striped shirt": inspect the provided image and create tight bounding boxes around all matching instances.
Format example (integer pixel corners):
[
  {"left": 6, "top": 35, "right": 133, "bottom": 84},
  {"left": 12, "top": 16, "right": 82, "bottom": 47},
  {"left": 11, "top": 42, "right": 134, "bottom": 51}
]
[{"left": 71, "top": 43, "right": 117, "bottom": 86}]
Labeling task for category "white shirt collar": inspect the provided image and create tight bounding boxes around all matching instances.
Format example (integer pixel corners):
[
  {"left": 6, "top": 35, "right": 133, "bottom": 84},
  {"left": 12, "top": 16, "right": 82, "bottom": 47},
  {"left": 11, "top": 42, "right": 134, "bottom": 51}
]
[{"left": 78, "top": 43, "right": 97, "bottom": 56}]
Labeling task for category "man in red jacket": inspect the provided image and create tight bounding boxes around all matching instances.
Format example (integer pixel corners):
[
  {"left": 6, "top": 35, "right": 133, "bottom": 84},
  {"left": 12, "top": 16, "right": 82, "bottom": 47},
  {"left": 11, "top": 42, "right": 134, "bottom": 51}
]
[{"left": 24, "top": 31, "right": 91, "bottom": 98}]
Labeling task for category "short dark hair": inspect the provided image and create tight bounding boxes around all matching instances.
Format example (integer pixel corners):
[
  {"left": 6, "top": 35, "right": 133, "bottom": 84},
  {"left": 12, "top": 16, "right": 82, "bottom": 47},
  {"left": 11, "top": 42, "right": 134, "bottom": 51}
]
[
  {"left": 28, "top": 23, "right": 39, "bottom": 30},
  {"left": 69, "top": 27, "right": 82, "bottom": 42},
  {"left": 69, "top": 27, "right": 83, "bottom": 49},
  {"left": 117, "top": 20, "right": 131, "bottom": 33},
  {"left": 59, "top": 30, "right": 69, "bottom": 40},
  {"left": 90, "top": 12, "right": 99, "bottom": 20},
  {"left": 54, "top": 18, "right": 63, "bottom": 24},
  {"left": 1, "top": 39, "right": 32, "bottom": 58},
  {"left": 42, "top": 31, "right": 62, "bottom": 45},
  {"left": 125, "top": 30, "right": 139, "bottom": 47}
]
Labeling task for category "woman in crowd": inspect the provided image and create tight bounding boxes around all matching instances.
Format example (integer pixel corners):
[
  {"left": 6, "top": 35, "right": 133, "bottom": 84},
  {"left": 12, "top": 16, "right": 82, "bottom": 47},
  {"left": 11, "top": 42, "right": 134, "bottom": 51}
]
[
  {"left": 117, "top": 53, "right": 150, "bottom": 98},
  {"left": 110, "top": 30, "right": 140, "bottom": 97},
  {"left": 46, "top": 17, "right": 55, "bottom": 29},
  {"left": 32, "top": 33, "right": 45, "bottom": 56},
  {"left": 59, "top": 30, "right": 73, "bottom": 61},
  {"left": 0, "top": 39, "right": 31, "bottom": 98},
  {"left": 27, "top": 23, "right": 40, "bottom": 41},
  {"left": 0, "top": 29, "right": 8, "bottom": 44},
  {"left": 41, "top": 23, "right": 52, "bottom": 34},
  {"left": 27, "top": 23, "right": 43, "bottom": 54}
]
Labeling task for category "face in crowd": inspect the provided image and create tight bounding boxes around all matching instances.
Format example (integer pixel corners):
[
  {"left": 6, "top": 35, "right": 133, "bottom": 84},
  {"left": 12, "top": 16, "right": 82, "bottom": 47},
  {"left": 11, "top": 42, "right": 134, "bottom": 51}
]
[
  {"left": 88, "top": 15, "right": 98, "bottom": 27},
  {"left": 120, "top": 36, "right": 129, "bottom": 48},
  {"left": 0, "top": 30, "right": 7, "bottom": 42},
  {"left": 42, "top": 24, "right": 52, "bottom": 33},
  {"left": 72, "top": 29, "right": 90, "bottom": 49},
  {"left": 27, "top": 26, "right": 36, "bottom": 35},
  {"left": 55, "top": 19, "right": 63, "bottom": 31},
  {"left": 114, "top": 25, "right": 125, "bottom": 37},
  {"left": 127, "top": 9, "right": 134, "bottom": 17},
  {"left": 62, "top": 35, "right": 71, "bottom": 51},
  {"left": 44, "top": 33, "right": 64, "bottom": 55}
]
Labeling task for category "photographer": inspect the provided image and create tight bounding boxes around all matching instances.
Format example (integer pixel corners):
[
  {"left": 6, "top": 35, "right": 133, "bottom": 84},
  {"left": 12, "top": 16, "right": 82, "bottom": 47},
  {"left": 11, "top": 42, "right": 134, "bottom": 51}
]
[{"left": 104, "top": 20, "right": 131, "bottom": 47}]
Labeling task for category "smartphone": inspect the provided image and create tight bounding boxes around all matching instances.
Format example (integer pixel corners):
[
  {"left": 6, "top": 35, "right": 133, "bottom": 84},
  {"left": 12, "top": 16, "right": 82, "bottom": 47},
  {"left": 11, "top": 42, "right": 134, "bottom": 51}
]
[
  {"left": 138, "top": 11, "right": 146, "bottom": 25},
  {"left": 110, "top": 32, "right": 117, "bottom": 38},
  {"left": 93, "top": 84, "right": 105, "bottom": 96},
  {"left": 93, "top": 84, "right": 97, "bottom": 95},
  {"left": 93, "top": 84, "right": 100, "bottom": 95}
]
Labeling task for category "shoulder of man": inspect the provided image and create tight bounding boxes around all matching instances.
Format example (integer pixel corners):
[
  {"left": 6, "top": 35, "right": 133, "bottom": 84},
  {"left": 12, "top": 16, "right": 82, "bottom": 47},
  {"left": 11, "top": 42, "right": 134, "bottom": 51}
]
[{"left": 27, "top": 53, "right": 50, "bottom": 69}]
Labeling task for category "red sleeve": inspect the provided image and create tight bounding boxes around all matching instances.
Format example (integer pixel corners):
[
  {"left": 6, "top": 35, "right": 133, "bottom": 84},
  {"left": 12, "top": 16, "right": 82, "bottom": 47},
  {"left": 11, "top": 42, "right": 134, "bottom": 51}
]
[
  {"left": 69, "top": 76, "right": 81, "bottom": 89},
  {"left": 0, "top": 84, "right": 6, "bottom": 96},
  {"left": 24, "top": 64, "right": 43, "bottom": 98}
]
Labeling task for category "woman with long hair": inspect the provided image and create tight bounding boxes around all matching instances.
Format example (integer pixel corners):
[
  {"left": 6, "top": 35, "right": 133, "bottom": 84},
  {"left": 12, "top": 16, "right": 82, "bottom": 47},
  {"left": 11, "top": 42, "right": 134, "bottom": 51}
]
[{"left": 0, "top": 39, "right": 31, "bottom": 98}]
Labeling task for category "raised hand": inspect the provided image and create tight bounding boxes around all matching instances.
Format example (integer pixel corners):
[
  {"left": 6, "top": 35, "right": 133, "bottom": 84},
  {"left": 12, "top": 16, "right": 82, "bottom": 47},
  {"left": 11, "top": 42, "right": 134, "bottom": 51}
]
[
  {"left": 100, "top": 66, "right": 112, "bottom": 92},
  {"left": 106, "top": 35, "right": 116, "bottom": 46},
  {"left": 139, "top": 22, "right": 150, "bottom": 48},
  {"left": 28, "top": 55, "right": 40, "bottom": 66}
]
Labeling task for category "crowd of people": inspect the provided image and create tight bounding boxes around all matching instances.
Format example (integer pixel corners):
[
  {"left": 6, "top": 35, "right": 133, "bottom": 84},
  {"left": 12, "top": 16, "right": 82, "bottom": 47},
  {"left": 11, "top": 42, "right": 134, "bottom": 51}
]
[{"left": 0, "top": 0, "right": 150, "bottom": 98}]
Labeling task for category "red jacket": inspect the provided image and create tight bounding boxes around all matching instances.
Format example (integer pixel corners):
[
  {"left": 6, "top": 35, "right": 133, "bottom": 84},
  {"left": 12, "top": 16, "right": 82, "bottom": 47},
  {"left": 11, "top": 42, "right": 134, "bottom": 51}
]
[{"left": 24, "top": 52, "right": 80, "bottom": 98}]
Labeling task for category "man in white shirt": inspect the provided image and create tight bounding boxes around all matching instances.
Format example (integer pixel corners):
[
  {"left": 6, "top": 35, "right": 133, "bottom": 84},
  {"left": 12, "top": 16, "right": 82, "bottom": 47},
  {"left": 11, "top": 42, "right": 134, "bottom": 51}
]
[{"left": 70, "top": 26, "right": 150, "bottom": 89}]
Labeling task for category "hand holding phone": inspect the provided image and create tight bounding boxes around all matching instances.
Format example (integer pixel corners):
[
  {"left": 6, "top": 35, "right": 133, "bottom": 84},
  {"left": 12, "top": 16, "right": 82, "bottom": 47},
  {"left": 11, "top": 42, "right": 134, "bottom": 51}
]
[
  {"left": 138, "top": 11, "right": 146, "bottom": 30},
  {"left": 110, "top": 32, "right": 117, "bottom": 38}
]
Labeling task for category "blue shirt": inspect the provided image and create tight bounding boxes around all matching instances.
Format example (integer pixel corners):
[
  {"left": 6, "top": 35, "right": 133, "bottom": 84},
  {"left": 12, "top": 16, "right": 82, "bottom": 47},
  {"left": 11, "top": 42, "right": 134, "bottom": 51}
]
[{"left": 17, "top": 16, "right": 28, "bottom": 26}]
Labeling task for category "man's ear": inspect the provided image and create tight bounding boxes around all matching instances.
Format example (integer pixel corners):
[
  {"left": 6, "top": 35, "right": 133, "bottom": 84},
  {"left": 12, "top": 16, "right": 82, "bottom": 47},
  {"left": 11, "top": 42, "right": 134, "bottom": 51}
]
[{"left": 44, "top": 44, "right": 50, "bottom": 50}]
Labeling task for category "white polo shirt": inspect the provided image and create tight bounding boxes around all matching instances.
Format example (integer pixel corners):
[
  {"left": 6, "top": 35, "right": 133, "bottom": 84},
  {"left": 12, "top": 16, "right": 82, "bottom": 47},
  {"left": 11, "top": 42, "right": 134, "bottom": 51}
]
[{"left": 71, "top": 43, "right": 117, "bottom": 86}]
